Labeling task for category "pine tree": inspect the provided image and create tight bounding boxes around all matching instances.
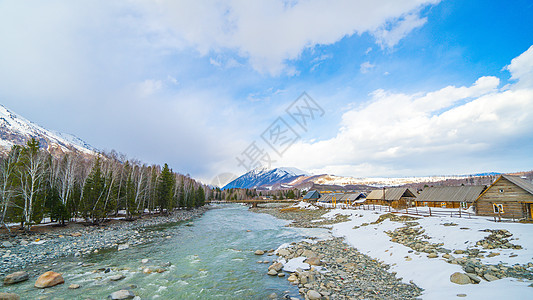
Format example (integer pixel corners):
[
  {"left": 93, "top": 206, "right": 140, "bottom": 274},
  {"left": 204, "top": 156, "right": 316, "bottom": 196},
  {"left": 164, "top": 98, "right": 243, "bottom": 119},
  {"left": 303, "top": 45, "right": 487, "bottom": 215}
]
[
  {"left": 196, "top": 185, "right": 205, "bottom": 207},
  {"left": 82, "top": 157, "right": 106, "bottom": 224},
  {"left": 156, "top": 163, "right": 174, "bottom": 213}
]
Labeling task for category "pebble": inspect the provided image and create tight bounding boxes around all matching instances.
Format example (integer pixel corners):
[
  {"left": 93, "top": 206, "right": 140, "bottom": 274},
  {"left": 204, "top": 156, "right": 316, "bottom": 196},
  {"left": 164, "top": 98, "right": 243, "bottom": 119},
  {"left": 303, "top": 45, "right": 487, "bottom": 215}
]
[
  {"left": 254, "top": 250, "right": 265, "bottom": 255},
  {"left": 68, "top": 283, "right": 80, "bottom": 289},
  {"left": 0, "top": 292, "right": 20, "bottom": 300},
  {"left": 109, "top": 274, "right": 125, "bottom": 281}
]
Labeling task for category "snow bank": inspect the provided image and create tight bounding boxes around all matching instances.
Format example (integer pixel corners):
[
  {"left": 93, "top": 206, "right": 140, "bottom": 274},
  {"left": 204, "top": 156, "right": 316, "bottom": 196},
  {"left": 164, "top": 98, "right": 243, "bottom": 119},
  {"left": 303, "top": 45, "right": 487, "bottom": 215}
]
[
  {"left": 292, "top": 201, "right": 319, "bottom": 210},
  {"left": 328, "top": 208, "right": 533, "bottom": 299}
]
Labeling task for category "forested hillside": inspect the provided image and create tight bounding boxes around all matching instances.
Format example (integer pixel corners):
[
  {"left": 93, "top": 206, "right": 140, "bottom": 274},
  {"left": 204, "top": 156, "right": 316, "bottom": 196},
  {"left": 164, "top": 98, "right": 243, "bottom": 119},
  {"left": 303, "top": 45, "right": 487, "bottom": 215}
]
[{"left": 0, "top": 138, "right": 206, "bottom": 231}]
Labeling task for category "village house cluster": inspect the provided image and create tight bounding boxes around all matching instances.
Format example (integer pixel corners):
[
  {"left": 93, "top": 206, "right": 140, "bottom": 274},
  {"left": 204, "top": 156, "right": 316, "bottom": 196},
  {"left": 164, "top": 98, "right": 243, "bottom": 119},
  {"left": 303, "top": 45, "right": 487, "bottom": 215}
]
[{"left": 303, "top": 175, "right": 533, "bottom": 221}]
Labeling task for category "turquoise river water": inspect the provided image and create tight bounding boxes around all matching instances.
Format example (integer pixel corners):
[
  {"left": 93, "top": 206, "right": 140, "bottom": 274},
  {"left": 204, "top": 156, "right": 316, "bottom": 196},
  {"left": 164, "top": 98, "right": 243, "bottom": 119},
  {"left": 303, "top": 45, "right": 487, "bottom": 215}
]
[{"left": 4, "top": 204, "right": 329, "bottom": 299}]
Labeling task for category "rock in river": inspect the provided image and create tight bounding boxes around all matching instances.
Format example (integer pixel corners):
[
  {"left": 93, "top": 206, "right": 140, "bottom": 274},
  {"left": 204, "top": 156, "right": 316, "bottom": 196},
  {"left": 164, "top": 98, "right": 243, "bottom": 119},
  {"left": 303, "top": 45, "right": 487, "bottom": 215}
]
[
  {"left": 118, "top": 244, "right": 129, "bottom": 251},
  {"left": 0, "top": 292, "right": 20, "bottom": 300},
  {"left": 34, "top": 271, "right": 64, "bottom": 288},
  {"left": 109, "top": 289, "right": 135, "bottom": 300},
  {"left": 255, "top": 250, "right": 265, "bottom": 255},
  {"left": 4, "top": 271, "right": 29, "bottom": 285},
  {"left": 109, "top": 274, "right": 125, "bottom": 281}
]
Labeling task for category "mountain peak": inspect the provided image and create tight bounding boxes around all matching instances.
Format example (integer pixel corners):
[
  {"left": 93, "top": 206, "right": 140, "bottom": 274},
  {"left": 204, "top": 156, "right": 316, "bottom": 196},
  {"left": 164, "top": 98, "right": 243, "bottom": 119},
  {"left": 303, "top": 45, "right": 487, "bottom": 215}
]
[
  {"left": 222, "top": 167, "right": 311, "bottom": 189},
  {"left": 0, "top": 103, "right": 97, "bottom": 155}
]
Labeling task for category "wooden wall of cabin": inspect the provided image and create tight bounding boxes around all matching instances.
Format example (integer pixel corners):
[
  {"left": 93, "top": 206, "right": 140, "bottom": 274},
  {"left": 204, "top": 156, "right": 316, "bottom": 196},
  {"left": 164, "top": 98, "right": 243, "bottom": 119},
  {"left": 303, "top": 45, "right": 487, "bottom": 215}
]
[
  {"left": 413, "top": 201, "right": 462, "bottom": 208},
  {"left": 475, "top": 177, "right": 533, "bottom": 219},
  {"left": 476, "top": 201, "right": 528, "bottom": 219}
]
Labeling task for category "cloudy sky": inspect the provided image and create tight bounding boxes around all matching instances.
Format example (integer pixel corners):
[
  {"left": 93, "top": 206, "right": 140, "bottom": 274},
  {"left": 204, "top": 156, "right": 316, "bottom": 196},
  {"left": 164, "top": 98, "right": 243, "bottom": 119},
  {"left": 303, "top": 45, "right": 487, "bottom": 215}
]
[{"left": 1, "top": 0, "right": 532, "bottom": 183}]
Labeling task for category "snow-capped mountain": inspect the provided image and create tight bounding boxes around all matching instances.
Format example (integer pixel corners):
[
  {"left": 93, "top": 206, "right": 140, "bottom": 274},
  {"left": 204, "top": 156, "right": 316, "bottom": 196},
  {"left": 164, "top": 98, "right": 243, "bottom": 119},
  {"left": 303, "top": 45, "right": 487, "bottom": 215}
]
[
  {"left": 223, "top": 166, "right": 505, "bottom": 190},
  {"left": 223, "top": 167, "right": 311, "bottom": 189},
  {"left": 0, "top": 104, "right": 97, "bottom": 155}
]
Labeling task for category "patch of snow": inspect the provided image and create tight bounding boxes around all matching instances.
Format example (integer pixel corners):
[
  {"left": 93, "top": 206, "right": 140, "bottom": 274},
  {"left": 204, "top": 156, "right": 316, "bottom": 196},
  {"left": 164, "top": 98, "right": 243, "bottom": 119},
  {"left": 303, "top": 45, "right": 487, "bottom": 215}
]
[
  {"left": 328, "top": 208, "right": 533, "bottom": 299},
  {"left": 282, "top": 257, "right": 310, "bottom": 272},
  {"left": 292, "top": 201, "right": 319, "bottom": 210}
]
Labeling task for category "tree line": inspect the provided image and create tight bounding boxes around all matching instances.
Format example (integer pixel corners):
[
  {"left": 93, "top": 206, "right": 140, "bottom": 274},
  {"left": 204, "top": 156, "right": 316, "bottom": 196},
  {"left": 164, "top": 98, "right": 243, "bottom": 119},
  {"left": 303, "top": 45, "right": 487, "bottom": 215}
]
[
  {"left": 211, "top": 187, "right": 301, "bottom": 201},
  {"left": 0, "top": 138, "right": 206, "bottom": 231}
]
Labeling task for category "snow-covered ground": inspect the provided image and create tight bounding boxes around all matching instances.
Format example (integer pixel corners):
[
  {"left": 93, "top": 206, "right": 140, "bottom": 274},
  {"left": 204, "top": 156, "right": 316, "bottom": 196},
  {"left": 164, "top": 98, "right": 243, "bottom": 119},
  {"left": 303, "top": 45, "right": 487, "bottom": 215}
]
[{"left": 322, "top": 207, "right": 533, "bottom": 299}]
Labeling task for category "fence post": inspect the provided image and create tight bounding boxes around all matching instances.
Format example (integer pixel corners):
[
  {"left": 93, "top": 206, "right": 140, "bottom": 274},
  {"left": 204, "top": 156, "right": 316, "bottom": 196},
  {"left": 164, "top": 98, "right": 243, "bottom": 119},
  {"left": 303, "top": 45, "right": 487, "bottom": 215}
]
[{"left": 429, "top": 207, "right": 432, "bottom": 217}]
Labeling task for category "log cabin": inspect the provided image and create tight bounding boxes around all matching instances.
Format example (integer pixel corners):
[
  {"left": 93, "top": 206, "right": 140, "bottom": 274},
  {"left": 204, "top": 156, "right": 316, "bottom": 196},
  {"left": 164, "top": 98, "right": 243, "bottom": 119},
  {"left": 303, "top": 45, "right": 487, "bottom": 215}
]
[
  {"left": 475, "top": 175, "right": 533, "bottom": 220},
  {"left": 366, "top": 188, "right": 416, "bottom": 209},
  {"left": 415, "top": 185, "right": 486, "bottom": 209},
  {"left": 303, "top": 190, "right": 321, "bottom": 202}
]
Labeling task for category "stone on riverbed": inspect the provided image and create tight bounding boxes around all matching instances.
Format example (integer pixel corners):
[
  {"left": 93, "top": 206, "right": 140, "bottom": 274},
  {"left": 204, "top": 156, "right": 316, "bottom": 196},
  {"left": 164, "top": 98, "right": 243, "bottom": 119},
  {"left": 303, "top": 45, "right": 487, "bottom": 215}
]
[
  {"left": 108, "top": 289, "right": 135, "bottom": 299},
  {"left": 0, "top": 292, "right": 20, "bottom": 300},
  {"left": 255, "top": 250, "right": 265, "bottom": 255},
  {"left": 1, "top": 241, "right": 13, "bottom": 248},
  {"left": 69, "top": 283, "right": 80, "bottom": 289},
  {"left": 34, "top": 271, "right": 64, "bottom": 288},
  {"left": 306, "top": 290, "right": 322, "bottom": 300},
  {"left": 267, "top": 269, "right": 278, "bottom": 276},
  {"left": 277, "top": 248, "right": 291, "bottom": 257},
  {"left": 268, "top": 262, "right": 283, "bottom": 272},
  {"left": 118, "top": 244, "right": 129, "bottom": 251},
  {"left": 484, "top": 274, "right": 499, "bottom": 282},
  {"left": 141, "top": 259, "right": 149, "bottom": 264},
  {"left": 109, "top": 274, "right": 125, "bottom": 281},
  {"left": 304, "top": 256, "right": 322, "bottom": 266},
  {"left": 450, "top": 272, "right": 471, "bottom": 285},
  {"left": 4, "top": 271, "right": 29, "bottom": 285}
]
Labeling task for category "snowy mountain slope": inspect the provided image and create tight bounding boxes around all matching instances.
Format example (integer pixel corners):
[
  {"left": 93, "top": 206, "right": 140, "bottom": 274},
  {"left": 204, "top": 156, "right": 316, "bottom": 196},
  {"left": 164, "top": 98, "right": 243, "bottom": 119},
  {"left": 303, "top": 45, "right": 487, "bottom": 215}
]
[
  {"left": 223, "top": 166, "right": 504, "bottom": 190},
  {"left": 0, "top": 104, "right": 97, "bottom": 155},
  {"left": 223, "top": 167, "right": 311, "bottom": 189}
]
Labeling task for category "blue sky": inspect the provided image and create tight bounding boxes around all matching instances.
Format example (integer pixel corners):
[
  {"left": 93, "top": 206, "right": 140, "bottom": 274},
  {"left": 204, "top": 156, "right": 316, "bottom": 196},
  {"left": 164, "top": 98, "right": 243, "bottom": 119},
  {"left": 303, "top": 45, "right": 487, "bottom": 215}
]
[{"left": 1, "top": 0, "right": 532, "bottom": 184}]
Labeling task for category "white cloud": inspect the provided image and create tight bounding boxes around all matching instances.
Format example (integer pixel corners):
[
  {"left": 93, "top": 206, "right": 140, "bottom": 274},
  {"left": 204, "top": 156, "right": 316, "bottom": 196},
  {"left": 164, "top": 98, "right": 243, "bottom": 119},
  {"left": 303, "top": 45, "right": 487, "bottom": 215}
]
[
  {"left": 137, "top": 0, "right": 440, "bottom": 75},
  {"left": 360, "top": 61, "right": 375, "bottom": 73},
  {"left": 138, "top": 79, "right": 163, "bottom": 97},
  {"left": 278, "top": 46, "right": 533, "bottom": 176},
  {"left": 373, "top": 11, "right": 428, "bottom": 49},
  {"left": 506, "top": 45, "right": 533, "bottom": 88}
]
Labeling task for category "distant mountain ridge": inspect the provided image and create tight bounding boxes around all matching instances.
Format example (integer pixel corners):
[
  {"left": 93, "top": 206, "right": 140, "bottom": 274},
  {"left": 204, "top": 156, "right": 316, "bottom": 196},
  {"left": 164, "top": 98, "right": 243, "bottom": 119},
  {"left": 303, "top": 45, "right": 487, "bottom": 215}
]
[
  {"left": 223, "top": 167, "right": 515, "bottom": 190},
  {"left": 223, "top": 167, "right": 310, "bottom": 189},
  {"left": 0, "top": 104, "right": 97, "bottom": 155}
]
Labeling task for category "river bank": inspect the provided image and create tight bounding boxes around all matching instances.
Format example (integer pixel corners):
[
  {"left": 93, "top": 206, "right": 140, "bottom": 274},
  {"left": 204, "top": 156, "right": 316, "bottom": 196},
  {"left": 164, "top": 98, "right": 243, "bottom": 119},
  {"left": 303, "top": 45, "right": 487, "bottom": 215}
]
[
  {"left": 2, "top": 204, "right": 325, "bottom": 299},
  {"left": 252, "top": 204, "right": 424, "bottom": 299},
  {"left": 0, "top": 207, "right": 209, "bottom": 276},
  {"left": 252, "top": 202, "right": 533, "bottom": 299}
]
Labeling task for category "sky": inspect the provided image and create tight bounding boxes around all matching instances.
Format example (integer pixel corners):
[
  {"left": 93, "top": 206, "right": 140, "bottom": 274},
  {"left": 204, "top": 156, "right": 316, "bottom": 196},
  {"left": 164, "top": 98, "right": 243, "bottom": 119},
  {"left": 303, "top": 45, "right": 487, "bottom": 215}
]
[{"left": 0, "top": 0, "right": 532, "bottom": 185}]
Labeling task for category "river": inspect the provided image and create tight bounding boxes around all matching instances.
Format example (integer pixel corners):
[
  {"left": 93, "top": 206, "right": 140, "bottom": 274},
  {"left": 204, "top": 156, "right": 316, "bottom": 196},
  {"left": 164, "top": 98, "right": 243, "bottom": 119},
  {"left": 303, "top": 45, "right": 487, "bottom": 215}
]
[{"left": 4, "top": 204, "right": 329, "bottom": 299}]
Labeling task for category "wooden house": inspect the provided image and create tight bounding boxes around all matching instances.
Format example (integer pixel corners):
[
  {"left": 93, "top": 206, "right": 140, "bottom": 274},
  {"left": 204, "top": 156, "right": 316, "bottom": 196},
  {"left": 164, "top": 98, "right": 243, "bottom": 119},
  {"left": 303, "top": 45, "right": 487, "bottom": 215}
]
[
  {"left": 303, "top": 190, "right": 321, "bottom": 202},
  {"left": 475, "top": 175, "right": 533, "bottom": 220},
  {"left": 365, "top": 188, "right": 416, "bottom": 209},
  {"left": 416, "top": 185, "right": 486, "bottom": 209},
  {"left": 339, "top": 192, "right": 366, "bottom": 206}
]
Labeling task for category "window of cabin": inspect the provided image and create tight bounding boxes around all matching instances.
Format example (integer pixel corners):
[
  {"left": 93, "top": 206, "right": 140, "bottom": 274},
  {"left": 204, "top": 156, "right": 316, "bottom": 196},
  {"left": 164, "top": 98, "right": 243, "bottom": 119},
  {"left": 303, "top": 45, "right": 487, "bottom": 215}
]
[
  {"left": 461, "top": 202, "right": 467, "bottom": 209},
  {"left": 493, "top": 204, "right": 504, "bottom": 213},
  {"left": 423, "top": 202, "right": 428, "bottom": 207},
  {"left": 441, "top": 202, "right": 446, "bottom": 208}
]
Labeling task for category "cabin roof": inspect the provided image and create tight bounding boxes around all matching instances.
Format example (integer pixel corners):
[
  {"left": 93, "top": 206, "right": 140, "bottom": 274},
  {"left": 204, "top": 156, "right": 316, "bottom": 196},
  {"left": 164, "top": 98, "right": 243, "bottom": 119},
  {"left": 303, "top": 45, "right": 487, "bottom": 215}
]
[
  {"left": 417, "top": 185, "right": 485, "bottom": 203},
  {"left": 502, "top": 175, "right": 533, "bottom": 195},
  {"left": 366, "top": 188, "right": 416, "bottom": 201},
  {"left": 303, "top": 190, "right": 321, "bottom": 199}
]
